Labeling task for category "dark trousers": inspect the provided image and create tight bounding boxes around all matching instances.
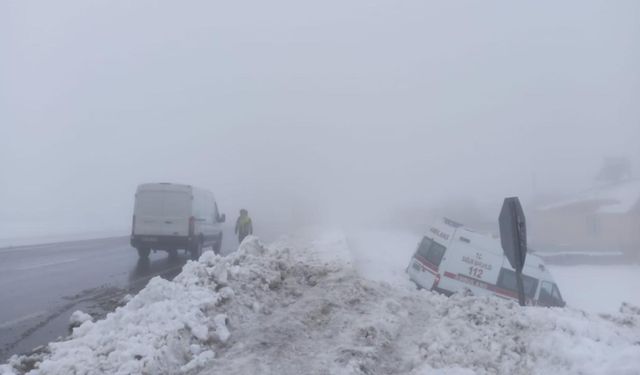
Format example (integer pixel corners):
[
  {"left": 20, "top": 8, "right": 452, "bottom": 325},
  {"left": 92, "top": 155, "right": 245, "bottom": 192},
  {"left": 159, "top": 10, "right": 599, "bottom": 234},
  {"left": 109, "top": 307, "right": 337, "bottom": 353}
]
[{"left": 238, "top": 232, "right": 249, "bottom": 243}]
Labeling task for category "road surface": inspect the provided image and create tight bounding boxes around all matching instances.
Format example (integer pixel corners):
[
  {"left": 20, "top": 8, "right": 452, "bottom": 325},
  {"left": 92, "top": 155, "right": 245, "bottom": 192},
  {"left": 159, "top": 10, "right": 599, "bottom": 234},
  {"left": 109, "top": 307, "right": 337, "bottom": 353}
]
[{"left": 0, "top": 228, "right": 238, "bottom": 362}]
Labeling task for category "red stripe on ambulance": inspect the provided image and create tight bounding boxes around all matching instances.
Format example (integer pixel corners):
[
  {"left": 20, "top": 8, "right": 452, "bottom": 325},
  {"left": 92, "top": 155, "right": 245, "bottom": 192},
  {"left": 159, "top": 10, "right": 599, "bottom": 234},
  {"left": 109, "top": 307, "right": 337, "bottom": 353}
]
[
  {"left": 443, "top": 272, "right": 519, "bottom": 300},
  {"left": 414, "top": 254, "right": 439, "bottom": 275}
]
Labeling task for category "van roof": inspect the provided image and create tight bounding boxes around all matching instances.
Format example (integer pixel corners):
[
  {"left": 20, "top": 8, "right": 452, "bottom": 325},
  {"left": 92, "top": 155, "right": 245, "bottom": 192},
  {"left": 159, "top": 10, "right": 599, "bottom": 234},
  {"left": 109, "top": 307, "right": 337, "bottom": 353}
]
[
  {"left": 136, "top": 183, "right": 216, "bottom": 201},
  {"left": 137, "top": 183, "right": 193, "bottom": 193}
]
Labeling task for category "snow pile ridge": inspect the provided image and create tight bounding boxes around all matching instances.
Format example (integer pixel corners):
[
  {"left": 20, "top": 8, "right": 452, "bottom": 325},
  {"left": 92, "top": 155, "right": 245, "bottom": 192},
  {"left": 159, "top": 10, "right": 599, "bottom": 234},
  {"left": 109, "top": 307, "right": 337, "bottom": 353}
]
[
  {"left": 1, "top": 236, "right": 277, "bottom": 375},
  {"left": 2, "top": 232, "right": 639, "bottom": 375},
  {"left": 68, "top": 311, "right": 92, "bottom": 328}
]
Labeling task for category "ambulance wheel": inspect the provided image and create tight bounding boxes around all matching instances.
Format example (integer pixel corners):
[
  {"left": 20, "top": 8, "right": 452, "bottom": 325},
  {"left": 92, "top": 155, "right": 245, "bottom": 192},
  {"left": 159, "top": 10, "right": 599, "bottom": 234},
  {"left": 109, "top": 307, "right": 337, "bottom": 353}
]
[
  {"left": 137, "top": 247, "right": 150, "bottom": 259},
  {"left": 190, "top": 241, "right": 202, "bottom": 260}
]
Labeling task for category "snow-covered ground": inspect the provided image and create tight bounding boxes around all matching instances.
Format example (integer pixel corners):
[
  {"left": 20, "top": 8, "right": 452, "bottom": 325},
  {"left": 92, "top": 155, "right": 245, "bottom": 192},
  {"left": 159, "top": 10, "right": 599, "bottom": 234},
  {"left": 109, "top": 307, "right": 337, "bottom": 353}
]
[
  {"left": 2, "top": 230, "right": 639, "bottom": 375},
  {"left": 550, "top": 264, "right": 640, "bottom": 314},
  {"left": 346, "top": 230, "right": 419, "bottom": 288}
]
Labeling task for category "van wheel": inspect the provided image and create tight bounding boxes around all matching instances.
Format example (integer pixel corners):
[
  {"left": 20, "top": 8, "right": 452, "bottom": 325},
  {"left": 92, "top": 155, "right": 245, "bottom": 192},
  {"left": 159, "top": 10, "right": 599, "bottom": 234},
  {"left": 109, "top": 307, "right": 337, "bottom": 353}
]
[
  {"left": 213, "top": 235, "right": 223, "bottom": 255},
  {"left": 189, "top": 241, "right": 202, "bottom": 260},
  {"left": 137, "top": 247, "right": 150, "bottom": 258}
]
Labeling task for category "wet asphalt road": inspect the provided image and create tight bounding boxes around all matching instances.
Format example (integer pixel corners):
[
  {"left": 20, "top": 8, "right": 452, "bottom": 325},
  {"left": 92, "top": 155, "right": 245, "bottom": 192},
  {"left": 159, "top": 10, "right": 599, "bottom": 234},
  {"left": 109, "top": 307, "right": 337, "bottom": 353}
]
[{"left": 0, "top": 228, "right": 238, "bottom": 362}]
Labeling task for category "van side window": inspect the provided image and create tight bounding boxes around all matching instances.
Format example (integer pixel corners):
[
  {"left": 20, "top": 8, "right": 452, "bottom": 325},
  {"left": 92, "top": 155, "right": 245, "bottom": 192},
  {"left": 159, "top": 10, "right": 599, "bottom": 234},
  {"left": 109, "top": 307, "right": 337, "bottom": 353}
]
[
  {"left": 416, "top": 237, "right": 447, "bottom": 267},
  {"left": 213, "top": 203, "right": 219, "bottom": 221},
  {"left": 496, "top": 268, "right": 539, "bottom": 298}
]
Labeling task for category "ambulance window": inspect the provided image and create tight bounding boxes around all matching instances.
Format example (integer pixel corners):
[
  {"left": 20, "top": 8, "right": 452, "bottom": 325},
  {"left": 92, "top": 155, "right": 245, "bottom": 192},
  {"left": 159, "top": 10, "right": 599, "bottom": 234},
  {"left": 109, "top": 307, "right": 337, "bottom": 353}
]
[
  {"left": 416, "top": 237, "right": 447, "bottom": 267},
  {"left": 539, "top": 281, "right": 563, "bottom": 306},
  {"left": 552, "top": 284, "right": 563, "bottom": 301},
  {"left": 416, "top": 237, "right": 434, "bottom": 259},
  {"left": 426, "top": 242, "right": 446, "bottom": 266},
  {"left": 496, "top": 269, "right": 539, "bottom": 298}
]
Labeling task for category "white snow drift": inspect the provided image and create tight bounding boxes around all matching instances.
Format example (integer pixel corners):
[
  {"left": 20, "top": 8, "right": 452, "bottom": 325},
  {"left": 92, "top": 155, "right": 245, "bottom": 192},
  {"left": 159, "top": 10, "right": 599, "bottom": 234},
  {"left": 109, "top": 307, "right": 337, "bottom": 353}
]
[{"left": 1, "top": 233, "right": 639, "bottom": 375}]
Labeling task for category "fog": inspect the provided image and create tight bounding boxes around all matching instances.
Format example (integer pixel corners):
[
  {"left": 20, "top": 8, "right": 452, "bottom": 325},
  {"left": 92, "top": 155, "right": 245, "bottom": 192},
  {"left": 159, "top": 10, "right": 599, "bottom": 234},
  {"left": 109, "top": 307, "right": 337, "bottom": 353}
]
[{"left": 2, "top": 0, "right": 639, "bottom": 239}]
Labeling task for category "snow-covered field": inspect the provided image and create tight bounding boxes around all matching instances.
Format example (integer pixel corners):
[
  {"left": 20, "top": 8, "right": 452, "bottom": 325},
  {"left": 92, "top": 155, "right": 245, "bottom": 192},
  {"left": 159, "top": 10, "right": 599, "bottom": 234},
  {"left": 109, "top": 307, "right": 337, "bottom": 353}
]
[
  {"left": 347, "top": 230, "right": 419, "bottom": 288},
  {"left": 550, "top": 264, "right": 640, "bottom": 314},
  {"left": 2, "top": 231, "right": 639, "bottom": 375}
]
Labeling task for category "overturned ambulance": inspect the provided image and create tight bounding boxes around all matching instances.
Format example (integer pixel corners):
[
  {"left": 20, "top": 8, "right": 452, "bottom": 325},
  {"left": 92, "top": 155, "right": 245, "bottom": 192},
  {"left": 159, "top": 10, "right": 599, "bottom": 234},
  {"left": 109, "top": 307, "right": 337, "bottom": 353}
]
[{"left": 407, "top": 218, "right": 565, "bottom": 307}]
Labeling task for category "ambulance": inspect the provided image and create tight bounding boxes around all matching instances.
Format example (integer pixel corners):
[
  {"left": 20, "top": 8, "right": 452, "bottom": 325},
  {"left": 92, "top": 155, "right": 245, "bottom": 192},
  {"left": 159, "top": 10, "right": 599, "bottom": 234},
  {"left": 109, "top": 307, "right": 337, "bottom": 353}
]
[{"left": 407, "top": 218, "right": 565, "bottom": 307}]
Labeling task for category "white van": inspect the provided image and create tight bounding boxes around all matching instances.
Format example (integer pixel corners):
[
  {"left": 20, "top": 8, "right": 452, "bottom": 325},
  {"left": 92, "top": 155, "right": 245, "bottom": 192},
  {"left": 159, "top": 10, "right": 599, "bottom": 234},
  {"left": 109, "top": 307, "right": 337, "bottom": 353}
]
[
  {"left": 130, "top": 183, "right": 226, "bottom": 259},
  {"left": 407, "top": 218, "right": 565, "bottom": 307}
]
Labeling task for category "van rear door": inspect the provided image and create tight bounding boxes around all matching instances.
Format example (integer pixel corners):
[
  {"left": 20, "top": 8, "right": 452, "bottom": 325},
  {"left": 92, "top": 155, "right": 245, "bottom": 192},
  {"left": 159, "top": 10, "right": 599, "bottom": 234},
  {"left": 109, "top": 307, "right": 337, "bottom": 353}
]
[{"left": 134, "top": 189, "right": 191, "bottom": 237}]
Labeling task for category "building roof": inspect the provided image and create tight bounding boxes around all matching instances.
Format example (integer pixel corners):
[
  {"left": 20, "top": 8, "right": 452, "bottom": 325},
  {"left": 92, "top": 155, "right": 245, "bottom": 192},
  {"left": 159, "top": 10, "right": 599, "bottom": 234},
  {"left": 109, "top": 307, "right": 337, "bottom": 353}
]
[{"left": 538, "top": 179, "right": 640, "bottom": 214}]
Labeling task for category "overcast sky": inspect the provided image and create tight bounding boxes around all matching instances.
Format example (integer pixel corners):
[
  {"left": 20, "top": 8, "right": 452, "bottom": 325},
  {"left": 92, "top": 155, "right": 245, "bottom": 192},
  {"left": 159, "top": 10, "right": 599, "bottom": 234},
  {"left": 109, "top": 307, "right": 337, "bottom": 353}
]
[{"left": 1, "top": 0, "right": 639, "bottom": 237}]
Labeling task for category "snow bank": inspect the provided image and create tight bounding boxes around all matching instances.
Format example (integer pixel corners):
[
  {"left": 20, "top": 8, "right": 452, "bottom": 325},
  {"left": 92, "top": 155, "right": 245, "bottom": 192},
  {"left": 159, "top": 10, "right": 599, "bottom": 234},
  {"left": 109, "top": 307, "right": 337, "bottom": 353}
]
[
  {"left": 2, "top": 233, "right": 639, "bottom": 375},
  {"left": 68, "top": 311, "right": 92, "bottom": 328}
]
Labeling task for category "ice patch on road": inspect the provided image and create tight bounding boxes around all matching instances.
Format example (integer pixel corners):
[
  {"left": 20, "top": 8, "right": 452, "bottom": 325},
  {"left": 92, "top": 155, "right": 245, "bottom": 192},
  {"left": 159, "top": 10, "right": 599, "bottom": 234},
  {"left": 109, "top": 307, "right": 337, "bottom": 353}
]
[
  {"left": 0, "top": 312, "right": 47, "bottom": 331},
  {"left": 9, "top": 258, "right": 81, "bottom": 272},
  {"left": 2, "top": 232, "right": 639, "bottom": 375}
]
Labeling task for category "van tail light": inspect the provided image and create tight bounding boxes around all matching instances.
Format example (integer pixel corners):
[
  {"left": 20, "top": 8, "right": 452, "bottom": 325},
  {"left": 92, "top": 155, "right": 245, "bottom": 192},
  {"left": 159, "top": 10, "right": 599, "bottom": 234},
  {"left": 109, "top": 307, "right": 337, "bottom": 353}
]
[
  {"left": 189, "top": 216, "right": 195, "bottom": 236},
  {"left": 131, "top": 215, "right": 136, "bottom": 235}
]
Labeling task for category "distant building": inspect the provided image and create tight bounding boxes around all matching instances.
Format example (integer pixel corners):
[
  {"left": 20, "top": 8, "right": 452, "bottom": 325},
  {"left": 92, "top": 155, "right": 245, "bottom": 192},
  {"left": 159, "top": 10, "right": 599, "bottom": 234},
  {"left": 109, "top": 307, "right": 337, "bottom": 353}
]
[{"left": 531, "top": 180, "right": 640, "bottom": 258}]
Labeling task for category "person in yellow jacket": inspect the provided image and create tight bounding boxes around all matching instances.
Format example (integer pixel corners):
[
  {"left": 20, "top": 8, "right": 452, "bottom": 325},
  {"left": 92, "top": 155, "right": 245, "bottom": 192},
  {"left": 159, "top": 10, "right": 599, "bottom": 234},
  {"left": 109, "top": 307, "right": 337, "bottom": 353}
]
[{"left": 235, "top": 209, "right": 253, "bottom": 243}]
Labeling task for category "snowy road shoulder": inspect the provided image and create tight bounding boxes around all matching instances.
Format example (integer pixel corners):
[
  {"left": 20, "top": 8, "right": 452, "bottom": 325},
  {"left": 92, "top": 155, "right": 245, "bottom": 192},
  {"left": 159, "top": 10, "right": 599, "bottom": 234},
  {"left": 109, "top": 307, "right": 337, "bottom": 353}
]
[{"left": 2, "top": 232, "right": 639, "bottom": 375}]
